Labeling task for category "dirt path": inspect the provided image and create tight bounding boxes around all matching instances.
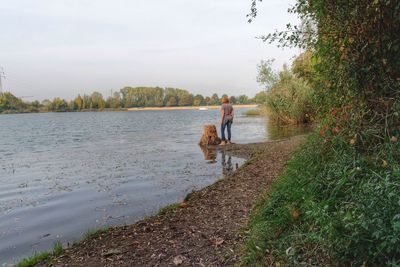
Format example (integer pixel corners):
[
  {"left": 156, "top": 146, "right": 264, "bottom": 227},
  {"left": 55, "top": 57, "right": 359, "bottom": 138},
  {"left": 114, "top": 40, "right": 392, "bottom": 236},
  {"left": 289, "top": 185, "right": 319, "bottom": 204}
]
[{"left": 38, "top": 135, "right": 304, "bottom": 267}]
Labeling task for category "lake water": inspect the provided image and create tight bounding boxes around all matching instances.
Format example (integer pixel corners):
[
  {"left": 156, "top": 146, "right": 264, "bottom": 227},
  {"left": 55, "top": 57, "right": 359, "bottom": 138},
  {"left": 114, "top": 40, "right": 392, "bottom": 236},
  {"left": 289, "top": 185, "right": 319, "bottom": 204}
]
[{"left": 0, "top": 110, "right": 309, "bottom": 265}]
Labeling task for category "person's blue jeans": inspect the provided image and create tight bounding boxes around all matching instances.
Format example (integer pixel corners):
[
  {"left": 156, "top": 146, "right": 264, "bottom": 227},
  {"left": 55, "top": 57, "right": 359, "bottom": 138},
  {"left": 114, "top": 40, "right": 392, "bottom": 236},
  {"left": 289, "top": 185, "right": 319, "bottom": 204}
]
[{"left": 221, "top": 120, "right": 232, "bottom": 141}]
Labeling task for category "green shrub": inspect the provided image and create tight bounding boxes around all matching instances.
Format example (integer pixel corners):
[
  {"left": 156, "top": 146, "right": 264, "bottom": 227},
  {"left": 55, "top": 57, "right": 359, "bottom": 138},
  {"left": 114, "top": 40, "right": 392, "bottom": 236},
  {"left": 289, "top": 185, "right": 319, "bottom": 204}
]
[
  {"left": 243, "top": 109, "right": 261, "bottom": 116},
  {"left": 265, "top": 66, "right": 315, "bottom": 124},
  {"left": 246, "top": 0, "right": 400, "bottom": 265},
  {"left": 16, "top": 242, "right": 63, "bottom": 267},
  {"left": 243, "top": 133, "right": 400, "bottom": 266},
  {"left": 256, "top": 58, "right": 317, "bottom": 125},
  {"left": 244, "top": 108, "right": 267, "bottom": 116}
]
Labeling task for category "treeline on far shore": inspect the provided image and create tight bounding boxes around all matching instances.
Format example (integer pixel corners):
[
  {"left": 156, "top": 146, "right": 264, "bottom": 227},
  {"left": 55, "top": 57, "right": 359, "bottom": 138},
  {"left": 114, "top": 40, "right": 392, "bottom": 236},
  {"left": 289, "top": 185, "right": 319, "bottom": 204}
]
[{"left": 0, "top": 87, "right": 265, "bottom": 114}]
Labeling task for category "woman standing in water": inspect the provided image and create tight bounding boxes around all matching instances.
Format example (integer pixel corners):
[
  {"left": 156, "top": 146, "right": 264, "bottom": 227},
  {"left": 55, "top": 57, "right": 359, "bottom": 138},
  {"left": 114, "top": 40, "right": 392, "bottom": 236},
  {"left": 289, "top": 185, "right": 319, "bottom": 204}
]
[{"left": 220, "top": 97, "right": 234, "bottom": 145}]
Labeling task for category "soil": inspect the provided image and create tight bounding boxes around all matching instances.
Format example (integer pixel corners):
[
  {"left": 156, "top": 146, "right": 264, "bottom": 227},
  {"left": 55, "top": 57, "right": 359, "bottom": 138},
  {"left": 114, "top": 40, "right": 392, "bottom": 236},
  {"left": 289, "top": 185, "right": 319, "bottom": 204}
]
[{"left": 37, "top": 135, "right": 305, "bottom": 267}]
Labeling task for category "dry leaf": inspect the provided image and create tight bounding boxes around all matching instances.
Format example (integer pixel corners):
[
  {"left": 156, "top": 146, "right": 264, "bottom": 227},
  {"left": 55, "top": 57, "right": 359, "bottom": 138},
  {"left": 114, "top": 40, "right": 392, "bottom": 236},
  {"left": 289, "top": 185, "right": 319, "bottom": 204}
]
[
  {"left": 332, "top": 126, "right": 340, "bottom": 134},
  {"left": 274, "top": 228, "right": 282, "bottom": 238},
  {"left": 382, "top": 159, "right": 388, "bottom": 168},
  {"left": 215, "top": 237, "right": 224, "bottom": 246},
  {"left": 173, "top": 255, "right": 185, "bottom": 265},
  {"left": 290, "top": 208, "right": 300, "bottom": 221},
  {"left": 102, "top": 249, "right": 122, "bottom": 257}
]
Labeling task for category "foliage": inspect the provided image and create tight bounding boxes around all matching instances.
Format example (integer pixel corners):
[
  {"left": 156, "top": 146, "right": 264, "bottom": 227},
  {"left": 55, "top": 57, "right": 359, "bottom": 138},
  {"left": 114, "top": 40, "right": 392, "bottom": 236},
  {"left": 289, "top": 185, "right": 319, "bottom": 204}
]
[
  {"left": 244, "top": 0, "right": 400, "bottom": 265},
  {"left": 243, "top": 133, "right": 400, "bottom": 266},
  {"left": 292, "top": 50, "right": 315, "bottom": 83},
  {"left": 16, "top": 252, "right": 50, "bottom": 267},
  {"left": 210, "top": 93, "right": 220, "bottom": 105},
  {"left": 237, "top": 94, "right": 250, "bottom": 104},
  {"left": 71, "top": 95, "right": 83, "bottom": 110},
  {"left": 267, "top": 64, "right": 315, "bottom": 124},
  {"left": 252, "top": 0, "right": 400, "bottom": 145},
  {"left": 0, "top": 88, "right": 256, "bottom": 114},
  {"left": 121, "top": 86, "right": 164, "bottom": 107},
  {"left": 0, "top": 92, "right": 29, "bottom": 113},
  {"left": 193, "top": 94, "right": 205, "bottom": 106},
  {"left": 178, "top": 93, "right": 193, "bottom": 106},
  {"left": 78, "top": 228, "right": 111, "bottom": 244},
  {"left": 16, "top": 242, "right": 63, "bottom": 267},
  {"left": 256, "top": 57, "right": 316, "bottom": 124},
  {"left": 229, "top": 95, "right": 237, "bottom": 104},
  {"left": 47, "top": 97, "right": 68, "bottom": 112},
  {"left": 106, "top": 92, "right": 121, "bottom": 109},
  {"left": 118, "top": 87, "right": 252, "bottom": 108},
  {"left": 157, "top": 203, "right": 181, "bottom": 216},
  {"left": 90, "top": 91, "right": 106, "bottom": 110},
  {"left": 243, "top": 108, "right": 264, "bottom": 116},
  {"left": 256, "top": 59, "right": 278, "bottom": 91},
  {"left": 253, "top": 91, "right": 268, "bottom": 104}
]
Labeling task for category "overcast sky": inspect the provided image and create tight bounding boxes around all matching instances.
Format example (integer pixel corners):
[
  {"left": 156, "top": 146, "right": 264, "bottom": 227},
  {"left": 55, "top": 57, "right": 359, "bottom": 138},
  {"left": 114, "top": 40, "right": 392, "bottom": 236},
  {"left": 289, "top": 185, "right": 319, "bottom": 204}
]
[{"left": 0, "top": 0, "right": 299, "bottom": 100}]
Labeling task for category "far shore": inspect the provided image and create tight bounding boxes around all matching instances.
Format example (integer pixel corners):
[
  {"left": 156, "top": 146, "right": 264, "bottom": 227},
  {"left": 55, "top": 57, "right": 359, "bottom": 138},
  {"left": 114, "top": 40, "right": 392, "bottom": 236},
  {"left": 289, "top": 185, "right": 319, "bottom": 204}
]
[
  {"left": 0, "top": 104, "right": 258, "bottom": 115},
  {"left": 127, "top": 104, "right": 258, "bottom": 111}
]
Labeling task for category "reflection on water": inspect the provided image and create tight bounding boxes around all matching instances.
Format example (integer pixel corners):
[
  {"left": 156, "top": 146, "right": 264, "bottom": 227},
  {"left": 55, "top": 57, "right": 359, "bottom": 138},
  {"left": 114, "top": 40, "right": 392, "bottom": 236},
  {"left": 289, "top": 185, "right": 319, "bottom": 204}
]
[
  {"left": 199, "top": 114, "right": 313, "bottom": 179},
  {"left": 200, "top": 145, "right": 217, "bottom": 163},
  {"left": 221, "top": 150, "right": 234, "bottom": 176},
  {"left": 265, "top": 118, "right": 313, "bottom": 140},
  {"left": 234, "top": 110, "right": 312, "bottom": 141},
  {"left": 200, "top": 146, "right": 235, "bottom": 176}
]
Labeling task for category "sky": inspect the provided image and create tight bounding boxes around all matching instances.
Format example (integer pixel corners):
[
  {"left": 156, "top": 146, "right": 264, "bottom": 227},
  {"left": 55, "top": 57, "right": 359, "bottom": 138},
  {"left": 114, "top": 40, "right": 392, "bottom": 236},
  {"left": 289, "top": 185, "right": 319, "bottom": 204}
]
[{"left": 0, "top": 0, "right": 300, "bottom": 101}]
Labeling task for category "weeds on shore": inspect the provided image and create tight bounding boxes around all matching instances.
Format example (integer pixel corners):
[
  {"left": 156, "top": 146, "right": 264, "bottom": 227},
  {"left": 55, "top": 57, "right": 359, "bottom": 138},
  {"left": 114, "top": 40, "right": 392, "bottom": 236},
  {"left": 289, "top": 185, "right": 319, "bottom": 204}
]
[
  {"left": 75, "top": 227, "right": 111, "bottom": 244},
  {"left": 16, "top": 227, "right": 111, "bottom": 266},
  {"left": 243, "top": 109, "right": 262, "bottom": 116},
  {"left": 16, "top": 242, "right": 63, "bottom": 267},
  {"left": 157, "top": 203, "right": 181, "bottom": 216},
  {"left": 243, "top": 106, "right": 269, "bottom": 117},
  {"left": 256, "top": 57, "right": 316, "bottom": 125},
  {"left": 242, "top": 133, "right": 400, "bottom": 266}
]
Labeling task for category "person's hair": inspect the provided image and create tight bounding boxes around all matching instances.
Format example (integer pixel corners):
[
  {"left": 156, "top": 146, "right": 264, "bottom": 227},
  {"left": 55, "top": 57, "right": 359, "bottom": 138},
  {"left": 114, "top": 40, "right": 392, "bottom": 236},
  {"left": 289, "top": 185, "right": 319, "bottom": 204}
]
[{"left": 222, "top": 97, "right": 229, "bottom": 104}]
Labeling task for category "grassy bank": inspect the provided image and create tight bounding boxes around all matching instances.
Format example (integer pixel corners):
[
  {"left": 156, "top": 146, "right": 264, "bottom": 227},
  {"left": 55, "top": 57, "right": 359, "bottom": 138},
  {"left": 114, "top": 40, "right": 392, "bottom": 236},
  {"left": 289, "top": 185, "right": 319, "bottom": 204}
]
[
  {"left": 127, "top": 104, "right": 258, "bottom": 111},
  {"left": 243, "top": 106, "right": 269, "bottom": 116},
  {"left": 242, "top": 132, "right": 400, "bottom": 266},
  {"left": 243, "top": 109, "right": 262, "bottom": 116},
  {"left": 15, "top": 243, "right": 63, "bottom": 267},
  {"left": 15, "top": 228, "right": 112, "bottom": 267}
]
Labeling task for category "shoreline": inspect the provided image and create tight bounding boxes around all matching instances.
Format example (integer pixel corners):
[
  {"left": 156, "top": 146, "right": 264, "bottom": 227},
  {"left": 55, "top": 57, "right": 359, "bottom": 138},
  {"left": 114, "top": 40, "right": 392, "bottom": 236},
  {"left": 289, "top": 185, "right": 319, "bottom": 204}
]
[
  {"left": 30, "top": 135, "right": 305, "bottom": 267},
  {"left": 126, "top": 104, "right": 258, "bottom": 111},
  {"left": 0, "top": 105, "right": 258, "bottom": 115}
]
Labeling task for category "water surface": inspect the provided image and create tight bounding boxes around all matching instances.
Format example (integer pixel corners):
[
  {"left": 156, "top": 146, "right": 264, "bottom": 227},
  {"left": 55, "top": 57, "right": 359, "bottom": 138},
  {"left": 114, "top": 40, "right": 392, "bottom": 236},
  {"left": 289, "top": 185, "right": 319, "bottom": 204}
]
[{"left": 0, "top": 110, "right": 308, "bottom": 265}]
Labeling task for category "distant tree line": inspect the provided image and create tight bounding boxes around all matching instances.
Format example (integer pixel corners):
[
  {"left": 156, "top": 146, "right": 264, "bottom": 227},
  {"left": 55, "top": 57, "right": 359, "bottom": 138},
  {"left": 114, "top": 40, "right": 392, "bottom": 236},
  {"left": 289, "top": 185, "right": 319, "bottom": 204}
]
[{"left": 0, "top": 87, "right": 259, "bottom": 113}]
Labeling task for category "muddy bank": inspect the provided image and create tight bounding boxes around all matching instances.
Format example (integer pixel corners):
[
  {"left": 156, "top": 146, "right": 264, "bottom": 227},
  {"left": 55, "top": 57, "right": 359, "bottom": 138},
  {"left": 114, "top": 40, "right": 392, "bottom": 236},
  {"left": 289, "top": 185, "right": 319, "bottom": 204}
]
[{"left": 37, "top": 135, "right": 305, "bottom": 267}]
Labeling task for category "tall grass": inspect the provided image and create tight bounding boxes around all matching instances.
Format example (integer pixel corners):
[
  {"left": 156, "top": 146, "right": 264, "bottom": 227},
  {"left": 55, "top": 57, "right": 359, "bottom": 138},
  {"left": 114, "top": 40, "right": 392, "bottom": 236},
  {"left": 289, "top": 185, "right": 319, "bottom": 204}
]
[
  {"left": 243, "top": 109, "right": 262, "bottom": 116},
  {"left": 243, "top": 106, "right": 268, "bottom": 116},
  {"left": 242, "top": 133, "right": 400, "bottom": 266},
  {"left": 16, "top": 242, "right": 63, "bottom": 267},
  {"left": 265, "top": 67, "right": 315, "bottom": 125},
  {"left": 256, "top": 60, "right": 316, "bottom": 125}
]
